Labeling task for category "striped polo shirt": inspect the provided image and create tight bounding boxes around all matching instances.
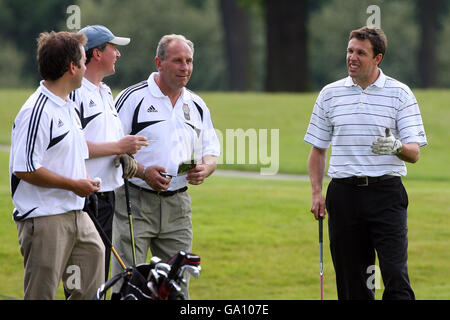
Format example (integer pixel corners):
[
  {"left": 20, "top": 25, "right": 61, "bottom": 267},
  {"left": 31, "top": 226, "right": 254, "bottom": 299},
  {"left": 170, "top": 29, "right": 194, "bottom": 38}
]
[
  {"left": 304, "top": 69, "right": 427, "bottom": 178},
  {"left": 9, "top": 82, "right": 89, "bottom": 220}
]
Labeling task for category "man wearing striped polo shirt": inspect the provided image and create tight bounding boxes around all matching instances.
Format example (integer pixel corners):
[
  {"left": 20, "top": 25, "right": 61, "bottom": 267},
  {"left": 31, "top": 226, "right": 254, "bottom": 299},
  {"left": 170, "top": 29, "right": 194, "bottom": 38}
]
[
  {"left": 10, "top": 31, "right": 104, "bottom": 299},
  {"left": 305, "top": 27, "right": 427, "bottom": 300}
]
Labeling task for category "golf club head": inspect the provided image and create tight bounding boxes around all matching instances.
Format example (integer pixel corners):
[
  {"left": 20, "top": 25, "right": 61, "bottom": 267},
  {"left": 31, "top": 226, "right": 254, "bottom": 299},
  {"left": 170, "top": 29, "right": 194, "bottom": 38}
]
[
  {"left": 155, "top": 262, "right": 171, "bottom": 275},
  {"left": 179, "top": 265, "right": 201, "bottom": 279},
  {"left": 150, "top": 256, "right": 162, "bottom": 268},
  {"left": 148, "top": 269, "right": 160, "bottom": 282},
  {"left": 147, "top": 281, "right": 159, "bottom": 298},
  {"left": 156, "top": 269, "right": 168, "bottom": 279},
  {"left": 169, "top": 279, "right": 182, "bottom": 293}
]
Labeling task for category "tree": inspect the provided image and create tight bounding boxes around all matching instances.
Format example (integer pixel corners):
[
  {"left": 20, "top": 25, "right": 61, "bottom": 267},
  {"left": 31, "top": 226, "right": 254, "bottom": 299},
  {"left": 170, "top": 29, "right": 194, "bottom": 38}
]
[
  {"left": 219, "top": 0, "right": 251, "bottom": 91},
  {"left": 416, "top": 0, "right": 449, "bottom": 88},
  {"left": 0, "top": 0, "right": 74, "bottom": 84},
  {"left": 264, "top": 0, "right": 310, "bottom": 92}
]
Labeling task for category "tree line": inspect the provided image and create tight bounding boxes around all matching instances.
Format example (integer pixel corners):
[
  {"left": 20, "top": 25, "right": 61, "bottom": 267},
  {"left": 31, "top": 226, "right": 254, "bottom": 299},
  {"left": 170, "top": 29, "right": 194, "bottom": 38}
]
[{"left": 0, "top": 0, "right": 449, "bottom": 91}]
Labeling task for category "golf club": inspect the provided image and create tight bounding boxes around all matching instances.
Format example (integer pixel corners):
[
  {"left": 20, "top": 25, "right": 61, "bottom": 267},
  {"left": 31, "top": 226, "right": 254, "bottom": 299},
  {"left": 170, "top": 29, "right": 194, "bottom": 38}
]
[
  {"left": 87, "top": 192, "right": 127, "bottom": 271},
  {"left": 319, "top": 216, "right": 324, "bottom": 300},
  {"left": 120, "top": 159, "right": 137, "bottom": 266},
  {"left": 93, "top": 250, "right": 202, "bottom": 300}
]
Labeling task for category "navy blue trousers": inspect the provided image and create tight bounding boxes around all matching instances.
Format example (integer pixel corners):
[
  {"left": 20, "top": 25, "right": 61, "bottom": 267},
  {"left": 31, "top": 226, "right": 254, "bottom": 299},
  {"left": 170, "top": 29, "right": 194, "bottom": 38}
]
[{"left": 326, "top": 177, "right": 415, "bottom": 300}]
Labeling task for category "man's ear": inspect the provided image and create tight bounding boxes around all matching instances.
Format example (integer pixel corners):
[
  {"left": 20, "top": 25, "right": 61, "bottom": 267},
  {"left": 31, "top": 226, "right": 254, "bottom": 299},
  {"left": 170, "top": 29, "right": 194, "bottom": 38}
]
[
  {"left": 93, "top": 48, "right": 102, "bottom": 61},
  {"left": 68, "top": 61, "right": 77, "bottom": 75},
  {"left": 155, "top": 56, "right": 163, "bottom": 72},
  {"left": 374, "top": 53, "right": 383, "bottom": 66}
]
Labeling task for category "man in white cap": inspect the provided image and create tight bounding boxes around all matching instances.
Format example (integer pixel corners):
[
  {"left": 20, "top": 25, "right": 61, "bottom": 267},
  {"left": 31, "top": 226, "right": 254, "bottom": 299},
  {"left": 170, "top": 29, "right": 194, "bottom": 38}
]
[{"left": 69, "top": 25, "right": 148, "bottom": 283}]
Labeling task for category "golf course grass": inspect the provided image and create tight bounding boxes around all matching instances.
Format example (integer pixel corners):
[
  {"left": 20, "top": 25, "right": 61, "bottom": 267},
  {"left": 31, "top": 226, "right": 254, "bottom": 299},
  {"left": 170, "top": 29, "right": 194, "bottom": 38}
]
[{"left": 0, "top": 88, "right": 448, "bottom": 300}]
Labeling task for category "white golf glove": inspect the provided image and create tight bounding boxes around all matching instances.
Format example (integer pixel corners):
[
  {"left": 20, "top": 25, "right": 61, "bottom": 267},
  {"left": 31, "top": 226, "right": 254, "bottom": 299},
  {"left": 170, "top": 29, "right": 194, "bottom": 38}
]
[{"left": 371, "top": 128, "right": 403, "bottom": 155}]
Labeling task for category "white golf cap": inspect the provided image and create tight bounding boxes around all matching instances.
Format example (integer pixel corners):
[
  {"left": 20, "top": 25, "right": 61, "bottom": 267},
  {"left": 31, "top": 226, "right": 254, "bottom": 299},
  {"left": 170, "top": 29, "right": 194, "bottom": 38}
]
[{"left": 79, "top": 25, "right": 130, "bottom": 50}]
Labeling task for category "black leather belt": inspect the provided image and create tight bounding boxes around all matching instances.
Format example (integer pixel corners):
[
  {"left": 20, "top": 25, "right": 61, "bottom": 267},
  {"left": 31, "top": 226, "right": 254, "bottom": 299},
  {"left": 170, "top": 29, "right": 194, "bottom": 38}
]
[
  {"left": 129, "top": 182, "right": 187, "bottom": 197},
  {"left": 332, "top": 175, "right": 398, "bottom": 186},
  {"left": 96, "top": 191, "right": 114, "bottom": 198}
]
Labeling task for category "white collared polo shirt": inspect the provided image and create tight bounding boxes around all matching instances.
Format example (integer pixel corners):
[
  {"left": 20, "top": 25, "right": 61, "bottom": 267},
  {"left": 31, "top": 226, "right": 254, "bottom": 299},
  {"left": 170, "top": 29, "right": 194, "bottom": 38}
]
[
  {"left": 9, "top": 82, "right": 89, "bottom": 221},
  {"left": 304, "top": 69, "right": 427, "bottom": 178},
  {"left": 70, "top": 78, "right": 125, "bottom": 191},
  {"left": 115, "top": 72, "right": 221, "bottom": 191}
]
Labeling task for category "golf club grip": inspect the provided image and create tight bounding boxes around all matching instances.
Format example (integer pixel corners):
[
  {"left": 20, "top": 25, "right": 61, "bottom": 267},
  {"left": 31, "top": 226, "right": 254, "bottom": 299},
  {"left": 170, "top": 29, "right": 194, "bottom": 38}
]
[
  {"left": 87, "top": 194, "right": 112, "bottom": 246},
  {"left": 86, "top": 194, "right": 128, "bottom": 270},
  {"left": 123, "top": 178, "right": 132, "bottom": 214},
  {"left": 119, "top": 157, "right": 132, "bottom": 213},
  {"left": 168, "top": 251, "right": 186, "bottom": 280},
  {"left": 318, "top": 217, "right": 323, "bottom": 243}
]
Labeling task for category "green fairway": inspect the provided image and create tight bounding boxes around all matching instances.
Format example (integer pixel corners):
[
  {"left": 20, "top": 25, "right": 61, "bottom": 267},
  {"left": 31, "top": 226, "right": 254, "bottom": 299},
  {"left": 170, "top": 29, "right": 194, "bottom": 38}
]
[
  {"left": 1, "top": 88, "right": 449, "bottom": 179},
  {"left": 1, "top": 149, "right": 449, "bottom": 299},
  {"left": 0, "top": 89, "right": 34, "bottom": 145},
  {"left": 0, "top": 89, "right": 449, "bottom": 300}
]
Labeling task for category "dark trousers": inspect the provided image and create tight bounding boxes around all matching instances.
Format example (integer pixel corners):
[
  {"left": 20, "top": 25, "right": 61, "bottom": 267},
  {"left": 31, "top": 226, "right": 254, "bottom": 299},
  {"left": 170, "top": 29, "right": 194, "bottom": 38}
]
[
  {"left": 85, "top": 191, "right": 115, "bottom": 282},
  {"left": 325, "top": 177, "right": 415, "bottom": 300}
]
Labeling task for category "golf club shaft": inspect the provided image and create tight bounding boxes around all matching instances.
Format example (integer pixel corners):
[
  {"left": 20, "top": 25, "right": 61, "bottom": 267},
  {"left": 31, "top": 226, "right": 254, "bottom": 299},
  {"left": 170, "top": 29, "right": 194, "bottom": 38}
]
[
  {"left": 123, "top": 178, "right": 137, "bottom": 265},
  {"left": 111, "top": 247, "right": 127, "bottom": 270},
  {"left": 87, "top": 194, "right": 127, "bottom": 270},
  {"left": 319, "top": 216, "right": 324, "bottom": 300}
]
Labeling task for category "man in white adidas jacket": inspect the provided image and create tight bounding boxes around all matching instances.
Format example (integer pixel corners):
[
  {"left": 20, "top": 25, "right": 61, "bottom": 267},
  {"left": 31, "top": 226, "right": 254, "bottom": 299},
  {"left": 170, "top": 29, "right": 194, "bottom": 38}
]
[
  {"left": 111, "top": 34, "right": 220, "bottom": 298},
  {"left": 10, "top": 31, "right": 104, "bottom": 299}
]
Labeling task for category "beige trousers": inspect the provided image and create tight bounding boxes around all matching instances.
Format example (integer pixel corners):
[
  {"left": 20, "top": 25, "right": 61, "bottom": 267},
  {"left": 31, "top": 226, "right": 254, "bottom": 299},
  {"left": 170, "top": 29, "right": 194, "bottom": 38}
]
[
  {"left": 16, "top": 210, "right": 105, "bottom": 300},
  {"left": 111, "top": 185, "right": 193, "bottom": 298}
]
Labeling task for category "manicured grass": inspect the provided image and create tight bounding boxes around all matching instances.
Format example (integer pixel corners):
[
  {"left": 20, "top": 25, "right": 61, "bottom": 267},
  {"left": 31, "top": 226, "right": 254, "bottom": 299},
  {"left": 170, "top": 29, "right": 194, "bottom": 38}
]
[
  {"left": 1, "top": 89, "right": 449, "bottom": 300},
  {"left": 187, "top": 176, "right": 450, "bottom": 300},
  {"left": 1, "top": 151, "right": 449, "bottom": 300},
  {"left": 188, "top": 175, "right": 336, "bottom": 300},
  {"left": 0, "top": 88, "right": 34, "bottom": 145},
  {"left": 1, "top": 88, "right": 449, "bottom": 180},
  {"left": 203, "top": 90, "right": 450, "bottom": 181}
]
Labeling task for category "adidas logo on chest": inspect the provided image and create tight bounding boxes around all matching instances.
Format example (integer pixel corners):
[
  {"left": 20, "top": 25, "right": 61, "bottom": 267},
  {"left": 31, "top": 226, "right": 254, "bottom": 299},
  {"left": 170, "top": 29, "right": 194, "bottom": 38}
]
[{"left": 147, "top": 105, "right": 157, "bottom": 112}]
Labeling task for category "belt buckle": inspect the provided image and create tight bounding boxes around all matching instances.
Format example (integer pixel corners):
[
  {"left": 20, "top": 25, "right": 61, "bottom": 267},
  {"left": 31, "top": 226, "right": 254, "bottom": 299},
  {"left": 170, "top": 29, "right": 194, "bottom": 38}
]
[{"left": 356, "top": 176, "right": 369, "bottom": 186}]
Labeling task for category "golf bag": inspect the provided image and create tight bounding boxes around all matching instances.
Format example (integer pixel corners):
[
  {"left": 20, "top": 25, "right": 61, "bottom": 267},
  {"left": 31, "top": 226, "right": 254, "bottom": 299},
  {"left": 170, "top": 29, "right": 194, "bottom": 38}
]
[{"left": 93, "top": 250, "right": 201, "bottom": 300}]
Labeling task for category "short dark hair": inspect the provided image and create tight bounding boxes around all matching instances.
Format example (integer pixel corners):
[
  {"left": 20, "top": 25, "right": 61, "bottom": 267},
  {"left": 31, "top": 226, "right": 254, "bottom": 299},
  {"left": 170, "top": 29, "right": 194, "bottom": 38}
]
[
  {"left": 85, "top": 42, "right": 107, "bottom": 65},
  {"left": 37, "top": 31, "right": 87, "bottom": 81},
  {"left": 349, "top": 27, "right": 387, "bottom": 59}
]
